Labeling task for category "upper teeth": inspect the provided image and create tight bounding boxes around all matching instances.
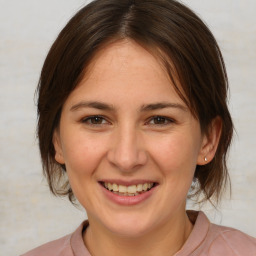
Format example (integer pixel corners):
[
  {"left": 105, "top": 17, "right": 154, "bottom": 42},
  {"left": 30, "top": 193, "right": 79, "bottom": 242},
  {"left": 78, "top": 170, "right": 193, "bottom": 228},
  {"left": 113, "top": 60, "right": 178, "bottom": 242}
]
[{"left": 104, "top": 182, "right": 154, "bottom": 194}]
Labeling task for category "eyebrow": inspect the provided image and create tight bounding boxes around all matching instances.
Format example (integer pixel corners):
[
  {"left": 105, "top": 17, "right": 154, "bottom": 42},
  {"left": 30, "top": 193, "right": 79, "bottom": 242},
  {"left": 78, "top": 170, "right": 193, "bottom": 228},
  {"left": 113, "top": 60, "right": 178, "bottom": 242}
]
[
  {"left": 70, "top": 101, "right": 115, "bottom": 111},
  {"left": 70, "top": 101, "right": 187, "bottom": 112},
  {"left": 140, "top": 102, "right": 187, "bottom": 112}
]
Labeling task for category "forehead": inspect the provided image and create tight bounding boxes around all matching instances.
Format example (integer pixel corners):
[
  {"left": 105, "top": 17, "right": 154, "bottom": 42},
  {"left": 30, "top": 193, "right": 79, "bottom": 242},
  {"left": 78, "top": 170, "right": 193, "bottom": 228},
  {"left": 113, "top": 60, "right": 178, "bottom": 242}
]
[
  {"left": 64, "top": 40, "right": 185, "bottom": 107},
  {"left": 86, "top": 40, "right": 170, "bottom": 83}
]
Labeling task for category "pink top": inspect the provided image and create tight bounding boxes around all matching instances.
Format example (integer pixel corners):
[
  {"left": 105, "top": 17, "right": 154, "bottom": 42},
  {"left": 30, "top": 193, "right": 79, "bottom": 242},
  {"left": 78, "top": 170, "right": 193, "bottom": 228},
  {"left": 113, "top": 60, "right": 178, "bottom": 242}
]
[{"left": 21, "top": 211, "right": 256, "bottom": 256}]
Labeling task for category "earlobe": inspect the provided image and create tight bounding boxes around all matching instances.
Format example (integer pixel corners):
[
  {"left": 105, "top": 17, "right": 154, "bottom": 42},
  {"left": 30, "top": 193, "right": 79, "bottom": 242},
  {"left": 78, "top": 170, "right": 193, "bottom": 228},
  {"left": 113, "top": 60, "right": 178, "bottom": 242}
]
[
  {"left": 53, "top": 130, "right": 65, "bottom": 164},
  {"left": 197, "top": 117, "right": 222, "bottom": 165}
]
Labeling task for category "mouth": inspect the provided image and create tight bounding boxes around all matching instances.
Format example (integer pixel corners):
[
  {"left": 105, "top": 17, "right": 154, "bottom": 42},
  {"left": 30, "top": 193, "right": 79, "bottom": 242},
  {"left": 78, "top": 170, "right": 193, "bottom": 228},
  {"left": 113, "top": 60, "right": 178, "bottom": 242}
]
[{"left": 99, "top": 181, "right": 158, "bottom": 196}]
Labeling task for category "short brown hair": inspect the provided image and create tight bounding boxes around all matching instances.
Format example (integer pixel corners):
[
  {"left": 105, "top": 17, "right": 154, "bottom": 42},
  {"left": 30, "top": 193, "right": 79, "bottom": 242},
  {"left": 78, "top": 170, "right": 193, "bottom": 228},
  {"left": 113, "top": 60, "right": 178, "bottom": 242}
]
[{"left": 37, "top": 0, "right": 233, "bottom": 204}]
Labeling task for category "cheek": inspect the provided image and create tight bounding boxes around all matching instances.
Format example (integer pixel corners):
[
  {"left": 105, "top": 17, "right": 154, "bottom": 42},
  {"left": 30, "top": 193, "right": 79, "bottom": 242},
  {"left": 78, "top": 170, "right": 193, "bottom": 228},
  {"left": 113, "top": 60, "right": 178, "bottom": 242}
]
[
  {"left": 149, "top": 135, "right": 200, "bottom": 207},
  {"left": 61, "top": 133, "right": 107, "bottom": 177},
  {"left": 61, "top": 134, "right": 109, "bottom": 205},
  {"left": 149, "top": 133, "right": 200, "bottom": 178}
]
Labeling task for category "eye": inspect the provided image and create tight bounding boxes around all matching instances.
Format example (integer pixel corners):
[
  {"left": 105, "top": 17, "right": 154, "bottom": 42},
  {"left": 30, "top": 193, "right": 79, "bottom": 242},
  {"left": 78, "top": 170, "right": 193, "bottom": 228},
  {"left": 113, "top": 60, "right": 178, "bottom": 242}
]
[
  {"left": 147, "top": 116, "right": 174, "bottom": 125},
  {"left": 82, "top": 115, "right": 109, "bottom": 125}
]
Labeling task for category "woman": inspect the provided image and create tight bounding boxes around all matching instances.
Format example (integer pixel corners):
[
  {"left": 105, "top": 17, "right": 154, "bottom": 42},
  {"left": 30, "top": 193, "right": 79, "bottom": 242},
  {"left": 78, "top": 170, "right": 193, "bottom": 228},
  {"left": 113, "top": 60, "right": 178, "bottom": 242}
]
[{"left": 22, "top": 0, "right": 256, "bottom": 255}]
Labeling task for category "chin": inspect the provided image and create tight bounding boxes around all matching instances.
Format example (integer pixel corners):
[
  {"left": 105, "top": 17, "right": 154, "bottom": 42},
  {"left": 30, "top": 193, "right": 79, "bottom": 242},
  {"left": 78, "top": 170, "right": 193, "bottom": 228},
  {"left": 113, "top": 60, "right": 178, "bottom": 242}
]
[
  {"left": 110, "top": 224, "right": 150, "bottom": 238},
  {"left": 103, "top": 214, "right": 155, "bottom": 238}
]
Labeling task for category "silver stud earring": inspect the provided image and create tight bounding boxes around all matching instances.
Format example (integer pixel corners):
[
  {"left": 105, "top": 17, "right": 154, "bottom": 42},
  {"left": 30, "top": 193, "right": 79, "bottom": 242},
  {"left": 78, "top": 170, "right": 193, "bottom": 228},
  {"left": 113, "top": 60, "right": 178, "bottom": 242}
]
[{"left": 204, "top": 157, "right": 208, "bottom": 162}]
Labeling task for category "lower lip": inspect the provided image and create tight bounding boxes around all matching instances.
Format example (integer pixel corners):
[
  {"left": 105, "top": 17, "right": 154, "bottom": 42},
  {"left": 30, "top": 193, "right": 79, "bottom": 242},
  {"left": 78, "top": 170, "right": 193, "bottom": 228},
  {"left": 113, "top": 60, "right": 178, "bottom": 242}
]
[{"left": 99, "top": 183, "right": 158, "bottom": 206}]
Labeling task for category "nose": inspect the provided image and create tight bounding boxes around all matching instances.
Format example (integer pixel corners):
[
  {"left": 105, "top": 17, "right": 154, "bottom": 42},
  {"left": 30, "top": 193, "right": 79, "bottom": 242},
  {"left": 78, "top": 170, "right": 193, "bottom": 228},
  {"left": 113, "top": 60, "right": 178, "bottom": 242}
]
[{"left": 107, "top": 126, "right": 148, "bottom": 172}]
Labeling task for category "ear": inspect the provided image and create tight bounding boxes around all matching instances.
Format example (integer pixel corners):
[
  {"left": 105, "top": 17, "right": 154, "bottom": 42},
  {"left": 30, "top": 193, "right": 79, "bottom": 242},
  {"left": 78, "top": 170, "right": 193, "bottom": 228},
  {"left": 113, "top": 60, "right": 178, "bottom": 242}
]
[
  {"left": 197, "top": 117, "right": 222, "bottom": 165},
  {"left": 52, "top": 129, "right": 65, "bottom": 164}
]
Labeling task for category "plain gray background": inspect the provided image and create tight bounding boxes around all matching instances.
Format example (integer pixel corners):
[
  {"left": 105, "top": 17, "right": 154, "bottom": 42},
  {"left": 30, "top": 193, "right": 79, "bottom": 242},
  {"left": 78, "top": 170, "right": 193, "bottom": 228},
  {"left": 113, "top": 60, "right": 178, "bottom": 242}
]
[{"left": 0, "top": 1, "right": 255, "bottom": 255}]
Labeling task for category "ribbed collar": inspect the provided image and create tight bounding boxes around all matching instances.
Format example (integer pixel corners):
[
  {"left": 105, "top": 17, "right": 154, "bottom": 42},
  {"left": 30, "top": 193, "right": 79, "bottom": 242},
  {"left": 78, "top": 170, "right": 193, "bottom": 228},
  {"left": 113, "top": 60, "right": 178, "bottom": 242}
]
[
  {"left": 175, "top": 211, "right": 210, "bottom": 256},
  {"left": 70, "top": 220, "right": 90, "bottom": 256}
]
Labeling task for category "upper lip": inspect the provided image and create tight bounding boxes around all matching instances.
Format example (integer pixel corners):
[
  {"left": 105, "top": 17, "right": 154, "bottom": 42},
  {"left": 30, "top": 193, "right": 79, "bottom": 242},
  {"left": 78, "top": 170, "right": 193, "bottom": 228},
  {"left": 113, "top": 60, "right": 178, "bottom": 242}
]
[{"left": 99, "top": 179, "right": 158, "bottom": 186}]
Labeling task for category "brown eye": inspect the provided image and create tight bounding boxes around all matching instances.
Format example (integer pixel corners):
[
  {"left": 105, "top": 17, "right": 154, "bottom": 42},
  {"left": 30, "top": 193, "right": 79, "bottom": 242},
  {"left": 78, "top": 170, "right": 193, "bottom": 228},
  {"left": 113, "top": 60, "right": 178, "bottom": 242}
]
[
  {"left": 91, "top": 116, "right": 104, "bottom": 124},
  {"left": 147, "top": 116, "right": 173, "bottom": 125},
  {"left": 153, "top": 116, "right": 167, "bottom": 124},
  {"left": 82, "top": 116, "right": 108, "bottom": 125}
]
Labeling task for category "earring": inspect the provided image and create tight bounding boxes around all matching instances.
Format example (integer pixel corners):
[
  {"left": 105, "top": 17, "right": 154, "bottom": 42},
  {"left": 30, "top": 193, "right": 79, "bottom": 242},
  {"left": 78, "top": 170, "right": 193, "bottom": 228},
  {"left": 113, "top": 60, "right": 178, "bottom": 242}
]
[{"left": 204, "top": 156, "right": 208, "bottom": 162}]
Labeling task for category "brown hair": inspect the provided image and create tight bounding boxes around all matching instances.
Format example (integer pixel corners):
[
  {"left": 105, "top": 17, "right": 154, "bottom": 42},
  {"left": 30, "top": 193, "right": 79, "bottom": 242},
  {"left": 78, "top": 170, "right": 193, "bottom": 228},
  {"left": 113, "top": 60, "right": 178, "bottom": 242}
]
[{"left": 37, "top": 0, "right": 233, "bottom": 204}]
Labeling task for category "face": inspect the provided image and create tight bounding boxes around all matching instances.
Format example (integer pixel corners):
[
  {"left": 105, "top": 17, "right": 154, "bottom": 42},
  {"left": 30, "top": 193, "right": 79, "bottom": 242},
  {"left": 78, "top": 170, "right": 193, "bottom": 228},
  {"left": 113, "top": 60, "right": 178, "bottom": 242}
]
[{"left": 54, "top": 40, "right": 210, "bottom": 237}]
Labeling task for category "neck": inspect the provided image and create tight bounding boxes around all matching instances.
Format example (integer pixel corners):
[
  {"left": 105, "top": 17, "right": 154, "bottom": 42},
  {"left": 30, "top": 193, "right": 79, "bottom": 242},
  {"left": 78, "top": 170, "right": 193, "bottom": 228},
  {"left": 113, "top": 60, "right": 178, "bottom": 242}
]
[{"left": 83, "top": 210, "right": 193, "bottom": 256}]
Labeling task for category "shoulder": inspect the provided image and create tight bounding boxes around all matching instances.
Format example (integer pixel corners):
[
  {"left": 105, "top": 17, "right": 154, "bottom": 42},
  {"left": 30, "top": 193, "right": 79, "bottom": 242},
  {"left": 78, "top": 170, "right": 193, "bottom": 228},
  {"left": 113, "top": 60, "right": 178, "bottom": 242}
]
[
  {"left": 187, "top": 211, "right": 256, "bottom": 255},
  {"left": 20, "top": 234, "right": 73, "bottom": 256},
  {"left": 20, "top": 220, "right": 89, "bottom": 256},
  {"left": 206, "top": 222, "right": 256, "bottom": 255}
]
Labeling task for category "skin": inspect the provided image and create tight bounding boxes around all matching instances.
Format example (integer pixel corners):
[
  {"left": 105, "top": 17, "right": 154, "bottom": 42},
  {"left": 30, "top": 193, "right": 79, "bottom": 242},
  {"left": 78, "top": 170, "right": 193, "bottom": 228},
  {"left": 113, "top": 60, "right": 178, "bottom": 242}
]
[{"left": 53, "top": 40, "right": 221, "bottom": 256}]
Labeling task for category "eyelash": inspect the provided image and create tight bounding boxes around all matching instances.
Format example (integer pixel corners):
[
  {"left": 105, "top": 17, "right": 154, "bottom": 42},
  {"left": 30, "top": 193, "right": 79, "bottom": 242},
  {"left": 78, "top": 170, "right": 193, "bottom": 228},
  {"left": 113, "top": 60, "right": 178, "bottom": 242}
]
[
  {"left": 146, "top": 116, "right": 175, "bottom": 126},
  {"left": 81, "top": 115, "right": 175, "bottom": 127},
  {"left": 81, "top": 115, "right": 109, "bottom": 126}
]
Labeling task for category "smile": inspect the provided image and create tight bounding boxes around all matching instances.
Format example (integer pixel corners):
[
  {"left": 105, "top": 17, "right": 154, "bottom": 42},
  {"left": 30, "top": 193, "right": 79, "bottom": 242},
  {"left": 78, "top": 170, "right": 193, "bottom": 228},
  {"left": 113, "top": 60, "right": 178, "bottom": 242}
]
[
  {"left": 99, "top": 181, "right": 158, "bottom": 205},
  {"left": 103, "top": 182, "right": 154, "bottom": 196}
]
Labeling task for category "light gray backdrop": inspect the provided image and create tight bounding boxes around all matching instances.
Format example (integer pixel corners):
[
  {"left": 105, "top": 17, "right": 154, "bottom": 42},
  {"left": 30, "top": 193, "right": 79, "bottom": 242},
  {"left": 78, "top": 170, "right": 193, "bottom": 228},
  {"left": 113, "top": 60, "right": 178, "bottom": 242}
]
[{"left": 0, "top": 0, "right": 255, "bottom": 255}]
